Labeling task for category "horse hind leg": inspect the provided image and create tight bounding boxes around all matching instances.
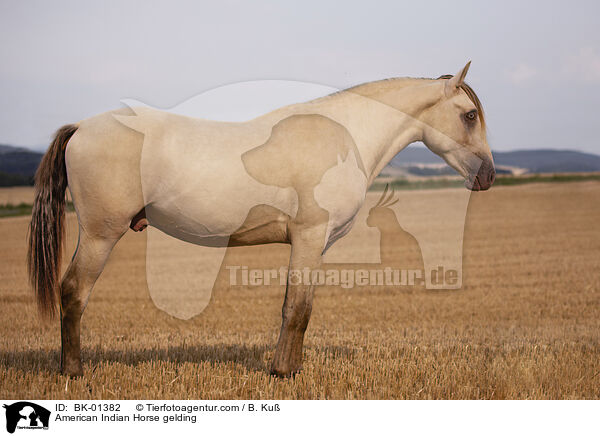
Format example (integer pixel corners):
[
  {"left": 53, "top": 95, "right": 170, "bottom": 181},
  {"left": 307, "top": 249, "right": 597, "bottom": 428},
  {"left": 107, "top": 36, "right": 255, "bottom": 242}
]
[{"left": 60, "top": 230, "right": 121, "bottom": 376}]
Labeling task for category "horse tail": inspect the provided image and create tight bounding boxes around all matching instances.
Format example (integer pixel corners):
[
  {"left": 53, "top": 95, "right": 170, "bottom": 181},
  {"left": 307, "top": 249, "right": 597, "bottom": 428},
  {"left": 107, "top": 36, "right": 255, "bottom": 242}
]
[{"left": 27, "top": 124, "right": 78, "bottom": 318}]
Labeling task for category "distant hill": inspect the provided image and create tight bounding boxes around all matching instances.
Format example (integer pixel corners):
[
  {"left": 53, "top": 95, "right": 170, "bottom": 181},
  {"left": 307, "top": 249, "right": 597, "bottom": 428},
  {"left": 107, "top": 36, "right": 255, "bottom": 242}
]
[
  {"left": 0, "top": 144, "right": 43, "bottom": 186},
  {"left": 0, "top": 144, "right": 30, "bottom": 154},
  {"left": 492, "top": 149, "right": 600, "bottom": 173},
  {"left": 391, "top": 147, "right": 446, "bottom": 166},
  {"left": 390, "top": 145, "right": 600, "bottom": 176},
  {"left": 0, "top": 143, "right": 599, "bottom": 187}
]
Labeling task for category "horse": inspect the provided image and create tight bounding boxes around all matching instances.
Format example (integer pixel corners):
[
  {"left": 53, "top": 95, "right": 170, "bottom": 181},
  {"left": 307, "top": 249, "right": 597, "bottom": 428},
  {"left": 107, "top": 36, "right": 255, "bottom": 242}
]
[{"left": 27, "top": 62, "right": 495, "bottom": 378}]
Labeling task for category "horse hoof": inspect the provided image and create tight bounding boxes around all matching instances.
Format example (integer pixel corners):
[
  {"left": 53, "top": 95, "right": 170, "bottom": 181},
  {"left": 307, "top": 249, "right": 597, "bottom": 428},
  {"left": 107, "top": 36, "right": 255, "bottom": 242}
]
[{"left": 270, "top": 364, "right": 302, "bottom": 379}]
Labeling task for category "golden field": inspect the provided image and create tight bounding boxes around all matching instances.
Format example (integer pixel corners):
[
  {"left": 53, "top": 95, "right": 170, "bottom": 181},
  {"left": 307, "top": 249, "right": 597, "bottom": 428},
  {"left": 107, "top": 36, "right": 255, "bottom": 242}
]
[{"left": 0, "top": 182, "right": 599, "bottom": 399}]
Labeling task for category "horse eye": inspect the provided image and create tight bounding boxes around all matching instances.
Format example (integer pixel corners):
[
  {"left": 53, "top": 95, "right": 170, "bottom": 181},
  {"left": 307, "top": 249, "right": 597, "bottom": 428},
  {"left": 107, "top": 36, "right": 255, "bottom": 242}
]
[{"left": 465, "top": 110, "right": 477, "bottom": 121}]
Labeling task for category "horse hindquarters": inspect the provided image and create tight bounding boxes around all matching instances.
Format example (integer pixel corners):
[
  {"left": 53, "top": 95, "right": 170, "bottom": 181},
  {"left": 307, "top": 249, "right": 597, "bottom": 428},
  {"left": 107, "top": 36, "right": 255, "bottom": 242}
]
[{"left": 59, "top": 113, "right": 145, "bottom": 375}]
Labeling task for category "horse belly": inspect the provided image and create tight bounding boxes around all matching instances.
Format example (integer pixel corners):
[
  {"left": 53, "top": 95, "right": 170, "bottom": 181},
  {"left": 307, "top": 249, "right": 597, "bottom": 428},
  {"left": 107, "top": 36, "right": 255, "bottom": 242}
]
[{"left": 144, "top": 183, "right": 295, "bottom": 247}]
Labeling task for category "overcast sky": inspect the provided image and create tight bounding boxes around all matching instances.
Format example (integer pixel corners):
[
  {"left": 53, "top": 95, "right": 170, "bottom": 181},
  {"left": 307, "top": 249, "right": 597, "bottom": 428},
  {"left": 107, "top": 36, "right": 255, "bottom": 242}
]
[{"left": 1, "top": 0, "right": 599, "bottom": 153}]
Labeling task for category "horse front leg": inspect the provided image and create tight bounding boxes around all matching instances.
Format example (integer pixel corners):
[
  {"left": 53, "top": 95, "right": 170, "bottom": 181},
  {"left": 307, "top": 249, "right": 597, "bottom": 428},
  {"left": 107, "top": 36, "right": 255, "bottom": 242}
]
[{"left": 271, "top": 227, "right": 324, "bottom": 378}]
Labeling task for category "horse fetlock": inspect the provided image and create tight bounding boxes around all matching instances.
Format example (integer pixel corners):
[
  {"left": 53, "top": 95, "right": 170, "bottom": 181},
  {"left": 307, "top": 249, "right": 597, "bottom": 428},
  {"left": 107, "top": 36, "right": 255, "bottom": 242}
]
[
  {"left": 271, "top": 327, "right": 306, "bottom": 378},
  {"left": 60, "top": 336, "right": 83, "bottom": 377},
  {"left": 270, "top": 349, "right": 304, "bottom": 378},
  {"left": 61, "top": 357, "right": 83, "bottom": 378}
]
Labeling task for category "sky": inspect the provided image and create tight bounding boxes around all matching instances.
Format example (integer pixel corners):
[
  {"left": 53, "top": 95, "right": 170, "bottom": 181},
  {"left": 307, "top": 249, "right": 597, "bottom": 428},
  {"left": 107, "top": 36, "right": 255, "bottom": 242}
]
[{"left": 0, "top": 0, "right": 599, "bottom": 153}]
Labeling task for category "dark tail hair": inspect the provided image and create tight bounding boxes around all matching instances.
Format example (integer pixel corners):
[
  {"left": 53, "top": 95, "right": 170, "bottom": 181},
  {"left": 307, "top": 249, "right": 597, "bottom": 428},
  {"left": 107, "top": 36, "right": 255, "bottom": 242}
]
[{"left": 27, "top": 124, "right": 78, "bottom": 318}]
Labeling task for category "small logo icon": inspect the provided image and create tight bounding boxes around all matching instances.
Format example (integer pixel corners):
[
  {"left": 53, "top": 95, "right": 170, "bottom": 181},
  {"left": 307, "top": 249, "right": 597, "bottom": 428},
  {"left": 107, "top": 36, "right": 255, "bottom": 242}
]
[{"left": 3, "top": 402, "right": 50, "bottom": 434}]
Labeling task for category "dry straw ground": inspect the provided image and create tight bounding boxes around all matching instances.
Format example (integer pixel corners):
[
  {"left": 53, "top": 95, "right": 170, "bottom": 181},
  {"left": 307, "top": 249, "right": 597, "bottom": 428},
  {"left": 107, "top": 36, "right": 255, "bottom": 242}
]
[{"left": 0, "top": 182, "right": 598, "bottom": 399}]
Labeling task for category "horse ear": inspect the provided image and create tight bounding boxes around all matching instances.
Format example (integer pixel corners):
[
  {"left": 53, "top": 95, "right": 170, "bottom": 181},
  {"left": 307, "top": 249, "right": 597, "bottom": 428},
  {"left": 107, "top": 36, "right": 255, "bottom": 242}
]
[{"left": 445, "top": 61, "right": 471, "bottom": 96}]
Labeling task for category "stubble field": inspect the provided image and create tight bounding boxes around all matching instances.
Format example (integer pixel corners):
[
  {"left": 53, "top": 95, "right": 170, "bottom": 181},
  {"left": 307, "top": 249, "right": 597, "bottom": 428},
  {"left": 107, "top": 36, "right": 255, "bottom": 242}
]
[{"left": 0, "top": 182, "right": 599, "bottom": 399}]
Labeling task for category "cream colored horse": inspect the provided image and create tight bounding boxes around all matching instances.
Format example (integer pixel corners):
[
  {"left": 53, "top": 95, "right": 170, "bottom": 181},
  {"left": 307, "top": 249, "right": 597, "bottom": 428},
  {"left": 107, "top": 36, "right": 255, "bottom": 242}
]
[{"left": 28, "top": 62, "right": 495, "bottom": 377}]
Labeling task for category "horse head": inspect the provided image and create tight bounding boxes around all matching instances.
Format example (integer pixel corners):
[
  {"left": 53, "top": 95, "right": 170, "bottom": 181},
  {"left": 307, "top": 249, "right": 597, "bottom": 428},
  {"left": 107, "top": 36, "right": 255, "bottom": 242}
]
[{"left": 419, "top": 62, "right": 496, "bottom": 191}]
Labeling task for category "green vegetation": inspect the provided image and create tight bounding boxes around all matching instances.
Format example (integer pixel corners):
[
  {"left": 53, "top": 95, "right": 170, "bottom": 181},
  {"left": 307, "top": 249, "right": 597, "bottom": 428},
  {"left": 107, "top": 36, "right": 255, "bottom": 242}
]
[
  {"left": 0, "top": 202, "right": 32, "bottom": 217},
  {"left": 370, "top": 173, "right": 600, "bottom": 191},
  {"left": 0, "top": 202, "right": 75, "bottom": 218},
  {"left": 493, "top": 173, "right": 600, "bottom": 186},
  {"left": 371, "top": 178, "right": 464, "bottom": 191}
]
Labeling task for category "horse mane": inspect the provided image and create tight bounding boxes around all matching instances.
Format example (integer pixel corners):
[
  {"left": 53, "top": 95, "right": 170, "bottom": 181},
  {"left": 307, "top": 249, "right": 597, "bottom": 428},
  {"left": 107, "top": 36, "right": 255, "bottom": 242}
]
[{"left": 328, "top": 75, "right": 486, "bottom": 131}]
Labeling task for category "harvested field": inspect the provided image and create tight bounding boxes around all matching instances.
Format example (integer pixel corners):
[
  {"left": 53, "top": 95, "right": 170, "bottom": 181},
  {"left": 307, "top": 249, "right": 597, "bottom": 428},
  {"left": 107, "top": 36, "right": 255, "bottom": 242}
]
[{"left": 0, "top": 182, "right": 599, "bottom": 399}]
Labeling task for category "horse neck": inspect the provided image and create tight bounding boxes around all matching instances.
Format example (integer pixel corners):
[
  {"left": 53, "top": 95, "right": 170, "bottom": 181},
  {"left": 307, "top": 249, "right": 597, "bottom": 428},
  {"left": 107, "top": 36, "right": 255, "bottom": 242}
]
[{"left": 300, "top": 78, "right": 442, "bottom": 186}]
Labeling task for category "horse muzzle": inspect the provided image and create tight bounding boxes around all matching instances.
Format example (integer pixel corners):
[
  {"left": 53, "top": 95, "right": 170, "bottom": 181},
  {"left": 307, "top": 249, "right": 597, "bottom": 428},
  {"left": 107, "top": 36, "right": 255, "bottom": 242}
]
[{"left": 465, "top": 158, "right": 496, "bottom": 191}]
